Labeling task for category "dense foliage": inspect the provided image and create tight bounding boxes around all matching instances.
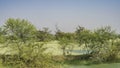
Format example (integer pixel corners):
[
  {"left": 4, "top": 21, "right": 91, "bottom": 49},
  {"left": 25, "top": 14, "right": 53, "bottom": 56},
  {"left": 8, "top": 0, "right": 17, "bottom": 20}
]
[
  {"left": 0, "top": 18, "right": 120, "bottom": 68},
  {"left": 0, "top": 18, "right": 60, "bottom": 68},
  {"left": 75, "top": 26, "right": 120, "bottom": 62},
  {"left": 36, "top": 27, "right": 54, "bottom": 42}
]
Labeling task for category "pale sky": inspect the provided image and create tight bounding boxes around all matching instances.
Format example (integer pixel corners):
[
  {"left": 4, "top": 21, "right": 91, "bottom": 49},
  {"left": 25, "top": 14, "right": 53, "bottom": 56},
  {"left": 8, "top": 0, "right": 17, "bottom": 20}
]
[{"left": 0, "top": 0, "right": 120, "bottom": 33}]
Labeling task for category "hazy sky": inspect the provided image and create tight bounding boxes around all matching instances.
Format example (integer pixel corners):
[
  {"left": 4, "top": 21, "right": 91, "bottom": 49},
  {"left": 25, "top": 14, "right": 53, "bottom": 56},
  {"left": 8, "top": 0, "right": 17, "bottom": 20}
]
[{"left": 0, "top": 0, "right": 120, "bottom": 33}]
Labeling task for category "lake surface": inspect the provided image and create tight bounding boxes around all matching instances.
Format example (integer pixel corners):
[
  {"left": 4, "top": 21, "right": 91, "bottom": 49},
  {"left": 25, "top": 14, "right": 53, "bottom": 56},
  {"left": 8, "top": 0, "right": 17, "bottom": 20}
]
[
  {"left": 72, "top": 50, "right": 89, "bottom": 54},
  {"left": 65, "top": 50, "right": 91, "bottom": 55},
  {"left": 64, "top": 63, "right": 120, "bottom": 68}
]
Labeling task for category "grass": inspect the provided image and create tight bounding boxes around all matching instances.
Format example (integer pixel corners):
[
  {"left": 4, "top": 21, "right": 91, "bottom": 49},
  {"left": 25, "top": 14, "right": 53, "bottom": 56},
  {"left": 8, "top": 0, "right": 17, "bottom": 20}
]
[{"left": 64, "top": 63, "right": 120, "bottom": 68}]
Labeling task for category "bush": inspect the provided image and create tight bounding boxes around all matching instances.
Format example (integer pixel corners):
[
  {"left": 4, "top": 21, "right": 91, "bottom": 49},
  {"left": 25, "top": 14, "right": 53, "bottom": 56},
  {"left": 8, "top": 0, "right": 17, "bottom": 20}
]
[{"left": 0, "top": 42, "right": 61, "bottom": 68}]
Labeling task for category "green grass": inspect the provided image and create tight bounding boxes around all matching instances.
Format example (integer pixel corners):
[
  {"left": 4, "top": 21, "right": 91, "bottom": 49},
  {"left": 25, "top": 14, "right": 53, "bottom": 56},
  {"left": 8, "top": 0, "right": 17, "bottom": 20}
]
[{"left": 64, "top": 63, "right": 120, "bottom": 68}]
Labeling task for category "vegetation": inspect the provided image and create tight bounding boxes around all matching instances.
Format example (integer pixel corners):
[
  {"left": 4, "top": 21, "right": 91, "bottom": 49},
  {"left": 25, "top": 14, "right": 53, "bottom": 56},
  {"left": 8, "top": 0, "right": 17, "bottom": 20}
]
[
  {"left": 55, "top": 29, "right": 75, "bottom": 56},
  {"left": 0, "top": 18, "right": 120, "bottom": 68},
  {"left": 0, "top": 28, "right": 5, "bottom": 43},
  {"left": 36, "top": 27, "right": 54, "bottom": 42},
  {"left": 0, "top": 18, "right": 60, "bottom": 68},
  {"left": 75, "top": 26, "right": 120, "bottom": 62}
]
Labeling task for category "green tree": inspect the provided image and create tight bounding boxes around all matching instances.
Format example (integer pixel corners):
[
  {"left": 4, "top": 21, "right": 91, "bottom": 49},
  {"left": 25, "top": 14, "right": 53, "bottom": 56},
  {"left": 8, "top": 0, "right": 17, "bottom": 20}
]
[
  {"left": 55, "top": 29, "right": 75, "bottom": 56},
  {"left": 2, "top": 18, "right": 37, "bottom": 56},
  {"left": 1, "top": 18, "right": 58, "bottom": 68},
  {"left": 90, "top": 26, "right": 118, "bottom": 62},
  {"left": 75, "top": 26, "right": 93, "bottom": 54},
  {"left": 4, "top": 18, "right": 37, "bottom": 42},
  {"left": 75, "top": 26, "right": 119, "bottom": 62},
  {"left": 36, "top": 27, "right": 54, "bottom": 42}
]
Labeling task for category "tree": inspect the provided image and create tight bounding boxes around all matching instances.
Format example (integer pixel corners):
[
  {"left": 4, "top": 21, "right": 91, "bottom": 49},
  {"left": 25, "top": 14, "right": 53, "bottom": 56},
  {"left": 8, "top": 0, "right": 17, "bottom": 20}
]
[
  {"left": 75, "top": 26, "right": 93, "bottom": 54},
  {"left": 55, "top": 29, "right": 75, "bottom": 56},
  {"left": 75, "top": 26, "right": 119, "bottom": 61},
  {"left": 2, "top": 18, "right": 38, "bottom": 63},
  {"left": 2, "top": 18, "right": 38, "bottom": 57},
  {"left": 36, "top": 27, "right": 54, "bottom": 42},
  {"left": 90, "top": 26, "right": 118, "bottom": 62},
  {"left": 3, "top": 18, "right": 37, "bottom": 42},
  {"left": 1, "top": 18, "right": 58, "bottom": 68}
]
